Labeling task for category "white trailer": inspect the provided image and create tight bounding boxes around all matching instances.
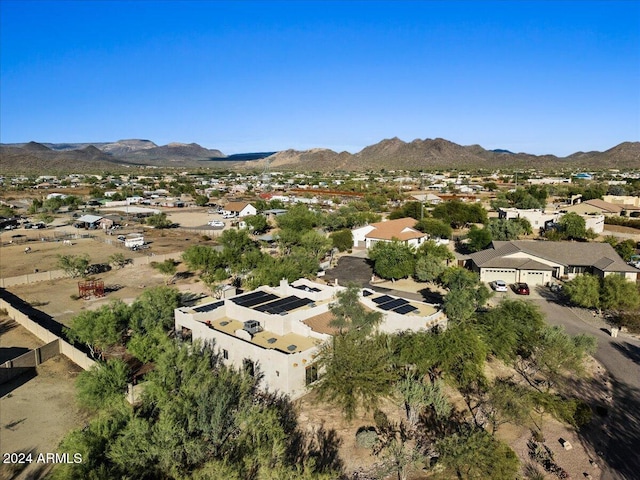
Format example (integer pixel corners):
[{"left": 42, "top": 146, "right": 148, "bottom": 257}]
[{"left": 125, "top": 235, "right": 144, "bottom": 249}]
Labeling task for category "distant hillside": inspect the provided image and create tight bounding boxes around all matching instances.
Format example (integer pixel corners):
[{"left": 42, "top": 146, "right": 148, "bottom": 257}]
[
  {"left": 250, "top": 138, "right": 640, "bottom": 171},
  {"left": 2, "top": 137, "right": 638, "bottom": 173},
  {"left": 125, "top": 142, "right": 226, "bottom": 165},
  {"left": 0, "top": 144, "right": 134, "bottom": 174}
]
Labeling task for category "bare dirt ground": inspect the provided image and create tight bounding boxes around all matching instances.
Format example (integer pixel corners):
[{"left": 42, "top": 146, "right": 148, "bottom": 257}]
[{"left": 0, "top": 321, "right": 86, "bottom": 480}]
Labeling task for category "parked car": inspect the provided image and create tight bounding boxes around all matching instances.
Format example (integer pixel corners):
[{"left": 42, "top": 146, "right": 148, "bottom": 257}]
[
  {"left": 222, "top": 213, "right": 236, "bottom": 219},
  {"left": 491, "top": 280, "right": 508, "bottom": 292},
  {"left": 513, "top": 282, "right": 530, "bottom": 295},
  {"left": 207, "top": 220, "right": 225, "bottom": 228}
]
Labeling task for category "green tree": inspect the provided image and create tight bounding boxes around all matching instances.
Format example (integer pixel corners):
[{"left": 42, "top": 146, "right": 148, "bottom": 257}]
[
  {"left": 152, "top": 259, "right": 178, "bottom": 284},
  {"left": 600, "top": 274, "right": 640, "bottom": 311},
  {"left": 276, "top": 204, "right": 321, "bottom": 232},
  {"left": 314, "top": 334, "right": 397, "bottom": 421},
  {"left": 329, "top": 229, "right": 353, "bottom": 252},
  {"left": 182, "top": 245, "right": 226, "bottom": 273},
  {"left": 558, "top": 212, "right": 587, "bottom": 240},
  {"left": 414, "top": 256, "right": 446, "bottom": 282},
  {"left": 432, "top": 201, "right": 488, "bottom": 228},
  {"left": 299, "top": 230, "right": 332, "bottom": 260},
  {"left": 145, "top": 212, "right": 172, "bottom": 228},
  {"left": 65, "top": 301, "right": 130, "bottom": 359},
  {"left": 76, "top": 359, "right": 130, "bottom": 411},
  {"left": 414, "top": 218, "right": 452, "bottom": 239},
  {"left": 563, "top": 274, "right": 601, "bottom": 310},
  {"left": 368, "top": 240, "right": 416, "bottom": 280},
  {"left": 487, "top": 218, "right": 526, "bottom": 241},
  {"left": 486, "top": 378, "right": 535, "bottom": 433},
  {"left": 244, "top": 214, "right": 269, "bottom": 234},
  {"left": 194, "top": 194, "right": 210, "bottom": 206},
  {"left": 476, "top": 299, "right": 545, "bottom": 362},
  {"left": 466, "top": 225, "right": 492, "bottom": 252},
  {"left": 522, "top": 325, "right": 596, "bottom": 390},
  {"left": 614, "top": 239, "right": 637, "bottom": 262},
  {"left": 329, "top": 284, "right": 382, "bottom": 336},
  {"left": 436, "top": 427, "right": 519, "bottom": 480},
  {"left": 129, "top": 285, "right": 182, "bottom": 333},
  {"left": 58, "top": 254, "right": 91, "bottom": 278},
  {"left": 108, "top": 253, "right": 128, "bottom": 269}
]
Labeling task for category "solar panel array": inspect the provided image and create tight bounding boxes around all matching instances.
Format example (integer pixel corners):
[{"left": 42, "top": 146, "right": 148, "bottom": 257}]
[
  {"left": 193, "top": 301, "right": 224, "bottom": 313},
  {"left": 254, "top": 295, "right": 314, "bottom": 314},
  {"left": 371, "top": 295, "right": 418, "bottom": 315},
  {"left": 232, "top": 291, "right": 279, "bottom": 307},
  {"left": 393, "top": 304, "right": 419, "bottom": 315},
  {"left": 372, "top": 295, "right": 394, "bottom": 305}
]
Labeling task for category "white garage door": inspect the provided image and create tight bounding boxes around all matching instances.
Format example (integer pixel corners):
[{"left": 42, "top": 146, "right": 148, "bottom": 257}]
[
  {"left": 482, "top": 268, "right": 517, "bottom": 284},
  {"left": 521, "top": 271, "right": 546, "bottom": 286}
]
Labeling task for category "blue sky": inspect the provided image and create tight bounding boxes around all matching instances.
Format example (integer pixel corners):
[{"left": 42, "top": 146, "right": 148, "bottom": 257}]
[{"left": 1, "top": 0, "right": 638, "bottom": 156}]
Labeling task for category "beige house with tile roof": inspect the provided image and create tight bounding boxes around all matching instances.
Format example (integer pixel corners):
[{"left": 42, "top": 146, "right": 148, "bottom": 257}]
[
  {"left": 469, "top": 240, "right": 639, "bottom": 285},
  {"left": 352, "top": 217, "right": 428, "bottom": 249},
  {"left": 563, "top": 199, "right": 625, "bottom": 216}
]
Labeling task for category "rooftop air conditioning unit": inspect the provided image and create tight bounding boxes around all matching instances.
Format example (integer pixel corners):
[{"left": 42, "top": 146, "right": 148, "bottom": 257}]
[{"left": 243, "top": 320, "right": 262, "bottom": 335}]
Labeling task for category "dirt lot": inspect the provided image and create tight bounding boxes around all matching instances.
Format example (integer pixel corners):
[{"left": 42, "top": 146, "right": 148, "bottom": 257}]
[{"left": 0, "top": 320, "right": 86, "bottom": 480}]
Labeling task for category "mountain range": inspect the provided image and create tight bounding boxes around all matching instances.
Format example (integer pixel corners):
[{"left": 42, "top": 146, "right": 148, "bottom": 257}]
[{"left": 1, "top": 138, "right": 639, "bottom": 173}]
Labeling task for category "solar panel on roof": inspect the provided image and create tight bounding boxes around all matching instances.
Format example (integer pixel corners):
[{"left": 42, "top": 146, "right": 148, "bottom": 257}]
[
  {"left": 254, "top": 295, "right": 300, "bottom": 313},
  {"left": 232, "top": 290, "right": 266, "bottom": 304},
  {"left": 372, "top": 295, "right": 394, "bottom": 305},
  {"left": 279, "top": 297, "right": 313, "bottom": 312},
  {"left": 233, "top": 291, "right": 279, "bottom": 307},
  {"left": 193, "top": 301, "right": 224, "bottom": 313},
  {"left": 378, "top": 298, "right": 409, "bottom": 311},
  {"left": 239, "top": 293, "right": 279, "bottom": 307},
  {"left": 393, "top": 304, "right": 419, "bottom": 315}
]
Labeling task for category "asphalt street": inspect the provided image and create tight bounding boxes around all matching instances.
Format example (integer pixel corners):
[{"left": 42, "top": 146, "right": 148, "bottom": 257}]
[{"left": 532, "top": 292, "right": 640, "bottom": 480}]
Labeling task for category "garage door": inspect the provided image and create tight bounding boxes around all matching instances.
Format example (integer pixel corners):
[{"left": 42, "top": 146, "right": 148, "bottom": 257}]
[
  {"left": 521, "top": 271, "right": 545, "bottom": 286},
  {"left": 482, "top": 268, "right": 517, "bottom": 284}
]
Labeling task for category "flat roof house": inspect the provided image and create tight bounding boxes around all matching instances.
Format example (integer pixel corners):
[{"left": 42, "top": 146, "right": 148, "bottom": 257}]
[
  {"left": 175, "top": 279, "right": 445, "bottom": 399},
  {"left": 469, "top": 240, "right": 639, "bottom": 285}
]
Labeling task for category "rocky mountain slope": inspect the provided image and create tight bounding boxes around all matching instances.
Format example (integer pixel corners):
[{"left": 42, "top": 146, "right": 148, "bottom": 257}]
[{"left": 2, "top": 137, "right": 638, "bottom": 173}]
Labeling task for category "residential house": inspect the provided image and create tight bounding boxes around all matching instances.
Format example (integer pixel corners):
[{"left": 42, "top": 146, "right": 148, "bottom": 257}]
[
  {"left": 498, "top": 208, "right": 605, "bottom": 234},
  {"left": 351, "top": 217, "right": 429, "bottom": 249},
  {"left": 175, "top": 279, "right": 445, "bottom": 399},
  {"left": 563, "top": 199, "right": 625, "bottom": 216},
  {"left": 468, "top": 240, "right": 639, "bottom": 286},
  {"left": 223, "top": 201, "right": 257, "bottom": 218}
]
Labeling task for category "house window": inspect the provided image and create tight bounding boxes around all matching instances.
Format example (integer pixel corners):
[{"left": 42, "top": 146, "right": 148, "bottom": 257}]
[
  {"left": 305, "top": 364, "right": 318, "bottom": 386},
  {"left": 222, "top": 349, "right": 229, "bottom": 360}
]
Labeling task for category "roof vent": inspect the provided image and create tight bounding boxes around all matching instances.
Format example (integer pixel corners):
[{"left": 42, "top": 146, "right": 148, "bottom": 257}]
[
  {"left": 267, "top": 337, "right": 277, "bottom": 344},
  {"left": 287, "top": 344, "right": 297, "bottom": 352},
  {"left": 220, "top": 321, "right": 229, "bottom": 326}
]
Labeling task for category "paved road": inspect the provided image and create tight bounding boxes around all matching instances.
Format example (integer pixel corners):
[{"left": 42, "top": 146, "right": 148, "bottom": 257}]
[{"left": 532, "top": 292, "right": 640, "bottom": 480}]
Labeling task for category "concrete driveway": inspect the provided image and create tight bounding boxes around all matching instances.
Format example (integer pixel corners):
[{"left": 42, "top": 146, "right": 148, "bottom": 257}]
[{"left": 530, "top": 290, "right": 640, "bottom": 480}]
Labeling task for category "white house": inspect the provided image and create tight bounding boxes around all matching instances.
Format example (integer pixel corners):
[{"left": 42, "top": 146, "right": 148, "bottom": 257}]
[
  {"left": 498, "top": 208, "right": 605, "bottom": 234},
  {"left": 222, "top": 201, "right": 257, "bottom": 218},
  {"left": 175, "top": 279, "right": 445, "bottom": 399},
  {"left": 352, "top": 217, "right": 429, "bottom": 249}
]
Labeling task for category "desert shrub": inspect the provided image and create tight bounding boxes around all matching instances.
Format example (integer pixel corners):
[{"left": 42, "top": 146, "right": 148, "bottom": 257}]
[{"left": 355, "top": 427, "right": 379, "bottom": 449}]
